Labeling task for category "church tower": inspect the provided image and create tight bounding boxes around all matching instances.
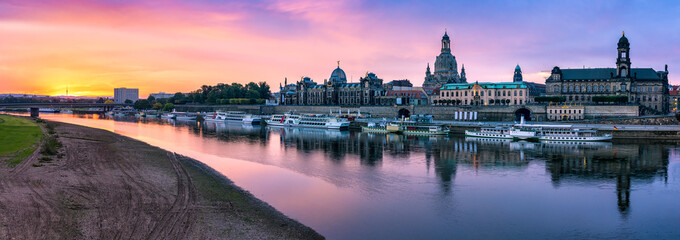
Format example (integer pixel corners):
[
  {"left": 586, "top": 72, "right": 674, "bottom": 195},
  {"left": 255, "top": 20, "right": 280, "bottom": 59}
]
[
  {"left": 426, "top": 63, "right": 431, "bottom": 77},
  {"left": 617, "top": 32, "right": 631, "bottom": 78},
  {"left": 460, "top": 64, "right": 467, "bottom": 82},
  {"left": 441, "top": 30, "right": 451, "bottom": 53},
  {"left": 513, "top": 64, "right": 523, "bottom": 82}
]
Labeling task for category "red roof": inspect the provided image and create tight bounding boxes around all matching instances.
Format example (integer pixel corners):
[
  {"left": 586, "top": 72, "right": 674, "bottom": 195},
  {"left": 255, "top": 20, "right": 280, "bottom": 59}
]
[{"left": 670, "top": 90, "right": 680, "bottom": 96}]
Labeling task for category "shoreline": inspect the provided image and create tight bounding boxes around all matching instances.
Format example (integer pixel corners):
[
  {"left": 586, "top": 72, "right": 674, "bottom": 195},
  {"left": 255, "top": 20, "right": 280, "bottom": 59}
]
[{"left": 0, "top": 117, "right": 323, "bottom": 239}]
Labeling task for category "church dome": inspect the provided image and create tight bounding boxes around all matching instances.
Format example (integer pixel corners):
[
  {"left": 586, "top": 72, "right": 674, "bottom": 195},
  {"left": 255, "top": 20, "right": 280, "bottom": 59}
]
[
  {"left": 329, "top": 66, "right": 347, "bottom": 84},
  {"left": 618, "top": 33, "right": 629, "bottom": 48}
]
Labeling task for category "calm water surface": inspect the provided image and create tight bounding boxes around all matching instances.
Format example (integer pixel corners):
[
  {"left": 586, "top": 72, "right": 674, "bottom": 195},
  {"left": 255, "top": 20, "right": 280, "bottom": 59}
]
[{"left": 36, "top": 114, "right": 680, "bottom": 239}]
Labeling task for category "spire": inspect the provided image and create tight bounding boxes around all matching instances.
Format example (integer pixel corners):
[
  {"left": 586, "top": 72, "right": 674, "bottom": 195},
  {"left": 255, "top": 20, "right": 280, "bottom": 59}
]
[
  {"left": 337, "top": 60, "right": 340, "bottom": 68},
  {"left": 426, "top": 63, "right": 431, "bottom": 76}
]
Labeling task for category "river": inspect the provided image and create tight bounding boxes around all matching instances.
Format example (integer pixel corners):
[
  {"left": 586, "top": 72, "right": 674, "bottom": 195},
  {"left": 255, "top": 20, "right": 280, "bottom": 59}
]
[{"left": 34, "top": 114, "right": 680, "bottom": 239}]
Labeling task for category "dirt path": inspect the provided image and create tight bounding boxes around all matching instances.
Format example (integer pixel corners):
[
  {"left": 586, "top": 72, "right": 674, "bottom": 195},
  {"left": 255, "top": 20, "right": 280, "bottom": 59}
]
[{"left": 0, "top": 121, "right": 323, "bottom": 239}]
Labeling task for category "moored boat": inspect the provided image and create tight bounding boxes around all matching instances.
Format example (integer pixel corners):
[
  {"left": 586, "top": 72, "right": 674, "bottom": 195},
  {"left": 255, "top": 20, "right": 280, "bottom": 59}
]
[{"left": 265, "top": 113, "right": 349, "bottom": 130}]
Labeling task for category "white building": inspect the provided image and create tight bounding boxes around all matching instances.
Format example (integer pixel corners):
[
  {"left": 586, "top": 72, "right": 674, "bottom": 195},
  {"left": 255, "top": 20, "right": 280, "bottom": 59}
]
[
  {"left": 114, "top": 88, "right": 139, "bottom": 104},
  {"left": 149, "top": 92, "right": 175, "bottom": 99}
]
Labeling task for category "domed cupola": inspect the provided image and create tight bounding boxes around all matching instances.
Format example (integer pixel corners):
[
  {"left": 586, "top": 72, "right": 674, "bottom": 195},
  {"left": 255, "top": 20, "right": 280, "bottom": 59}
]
[
  {"left": 551, "top": 66, "right": 562, "bottom": 75},
  {"left": 618, "top": 32, "right": 629, "bottom": 48},
  {"left": 329, "top": 61, "right": 347, "bottom": 85}
]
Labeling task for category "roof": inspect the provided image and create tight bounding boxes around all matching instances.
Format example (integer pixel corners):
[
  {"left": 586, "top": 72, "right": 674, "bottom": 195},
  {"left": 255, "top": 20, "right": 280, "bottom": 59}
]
[
  {"left": 670, "top": 90, "right": 680, "bottom": 96},
  {"left": 338, "top": 83, "right": 361, "bottom": 88},
  {"left": 554, "top": 68, "right": 660, "bottom": 80},
  {"left": 441, "top": 82, "right": 529, "bottom": 90},
  {"left": 386, "top": 90, "right": 428, "bottom": 98}
]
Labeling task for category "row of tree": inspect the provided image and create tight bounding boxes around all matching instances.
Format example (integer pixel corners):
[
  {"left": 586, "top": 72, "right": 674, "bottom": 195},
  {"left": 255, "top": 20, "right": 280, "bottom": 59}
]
[
  {"left": 131, "top": 81, "right": 272, "bottom": 110},
  {"left": 534, "top": 96, "right": 566, "bottom": 103},
  {"left": 591, "top": 95, "right": 629, "bottom": 103}
]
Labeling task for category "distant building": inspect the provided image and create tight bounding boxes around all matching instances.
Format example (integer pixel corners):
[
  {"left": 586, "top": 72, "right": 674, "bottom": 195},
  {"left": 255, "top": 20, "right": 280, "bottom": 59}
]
[
  {"left": 114, "top": 88, "right": 139, "bottom": 104},
  {"left": 423, "top": 31, "right": 467, "bottom": 89},
  {"left": 149, "top": 92, "right": 175, "bottom": 99},
  {"left": 280, "top": 63, "right": 389, "bottom": 106},
  {"left": 545, "top": 33, "right": 669, "bottom": 113},
  {"left": 437, "top": 82, "right": 535, "bottom": 106},
  {"left": 670, "top": 85, "right": 679, "bottom": 112},
  {"left": 513, "top": 64, "right": 523, "bottom": 82},
  {"left": 386, "top": 89, "right": 428, "bottom": 105},
  {"left": 384, "top": 80, "right": 413, "bottom": 91},
  {"left": 547, "top": 105, "right": 584, "bottom": 121}
]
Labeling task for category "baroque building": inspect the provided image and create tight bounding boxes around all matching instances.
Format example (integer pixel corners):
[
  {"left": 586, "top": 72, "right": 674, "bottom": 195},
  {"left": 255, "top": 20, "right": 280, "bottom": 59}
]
[
  {"left": 280, "top": 63, "right": 389, "bottom": 105},
  {"left": 545, "top": 33, "right": 669, "bottom": 113},
  {"left": 437, "top": 82, "right": 534, "bottom": 106},
  {"left": 423, "top": 31, "right": 466, "bottom": 89}
]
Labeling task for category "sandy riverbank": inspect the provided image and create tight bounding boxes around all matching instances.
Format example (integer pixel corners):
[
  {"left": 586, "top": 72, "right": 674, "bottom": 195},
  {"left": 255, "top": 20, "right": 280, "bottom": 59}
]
[{"left": 0, "top": 119, "right": 323, "bottom": 239}]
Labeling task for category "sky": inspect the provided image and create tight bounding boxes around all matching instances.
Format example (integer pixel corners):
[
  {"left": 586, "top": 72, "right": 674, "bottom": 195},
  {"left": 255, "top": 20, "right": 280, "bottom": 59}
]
[{"left": 1, "top": 0, "right": 679, "bottom": 97}]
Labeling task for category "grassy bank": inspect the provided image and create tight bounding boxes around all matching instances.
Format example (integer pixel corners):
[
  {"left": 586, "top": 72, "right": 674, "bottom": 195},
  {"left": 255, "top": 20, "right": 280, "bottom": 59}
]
[{"left": 0, "top": 115, "right": 42, "bottom": 166}]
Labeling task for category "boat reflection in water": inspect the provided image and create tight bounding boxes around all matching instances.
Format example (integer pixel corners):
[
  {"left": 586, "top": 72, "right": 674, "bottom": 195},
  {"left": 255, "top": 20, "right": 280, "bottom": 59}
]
[{"left": 22, "top": 113, "right": 679, "bottom": 239}]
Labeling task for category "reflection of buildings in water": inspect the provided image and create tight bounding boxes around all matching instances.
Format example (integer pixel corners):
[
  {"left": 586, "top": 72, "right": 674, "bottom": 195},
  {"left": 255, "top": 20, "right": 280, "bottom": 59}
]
[
  {"left": 202, "top": 122, "right": 264, "bottom": 142},
  {"left": 544, "top": 143, "right": 668, "bottom": 216}
]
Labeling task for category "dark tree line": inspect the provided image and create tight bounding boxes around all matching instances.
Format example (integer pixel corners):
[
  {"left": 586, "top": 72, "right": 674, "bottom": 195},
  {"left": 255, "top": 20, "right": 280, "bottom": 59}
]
[{"left": 179, "top": 82, "right": 271, "bottom": 105}]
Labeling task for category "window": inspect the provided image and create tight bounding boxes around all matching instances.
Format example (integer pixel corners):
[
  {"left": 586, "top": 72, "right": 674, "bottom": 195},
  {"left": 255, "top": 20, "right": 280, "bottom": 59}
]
[
  {"left": 514, "top": 99, "right": 517, "bottom": 105},
  {"left": 514, "top": 91, "right": 517, "bottom": 96},
  {"left": 554, "top": 86, "right": 559, "bottom": 92},
  {"left": 563, "top": 86, "right": 567, "bottom": 92},
  {"left": 503, "top": 91, "right": 506, "bottom": 96},
  {"left": 606, "top": 85, "right": 610, "bottom": 92},
  {"left": 465, "top": 99, "right": 468, "bottom": 105},
  {"left": 465, "top": 91, "right": 468, "bottom": 96},
  {"left": 481, "top": 91, "right": 484, "bottom": 96},
  {"left": 622, "top": 52, "right": 627, "bottom": 58},
  {"left": 519, "top": 91, "right": 523, "bottom": 96},
  {"left": 587, "top": 85, "right": 592, "bottom": 92}
]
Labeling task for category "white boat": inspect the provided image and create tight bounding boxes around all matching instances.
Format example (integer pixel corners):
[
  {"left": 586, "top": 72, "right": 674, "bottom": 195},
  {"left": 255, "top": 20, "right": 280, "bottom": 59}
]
[
  {"left": 38, "top": 108, "right": 60, "bottom": 113},
  {"left": 174, "top": 112, "right": 197, "bottom": 121},
  {"left": 465, "top": 127, "right": 513, "bottom": 139},
  {"left": 60, "top": 109, "right": 73, "bottom": 114},
  {"left": 402, "top": 125, "right": 450, "bottom": 136},
  {"left": 266, "top": 113, "right": 349, "bottom": 130},
  {"left": 205, "top": 111, "right": 260, "bottom": 124},
  {"left": 161, "top": 113, "right": 175, "bottom": 119},
  {"left": 362, "top": 122, "right": 403, "bottom": 134},
  {"left": 533, "top": 126, "right": 612, "bottom": 142}
]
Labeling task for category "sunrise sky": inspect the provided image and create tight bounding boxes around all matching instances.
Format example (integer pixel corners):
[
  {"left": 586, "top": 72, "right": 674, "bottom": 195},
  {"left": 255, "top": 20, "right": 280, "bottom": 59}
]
[{"left": 1, "top": 0, "right": 679, "bottom": 97}]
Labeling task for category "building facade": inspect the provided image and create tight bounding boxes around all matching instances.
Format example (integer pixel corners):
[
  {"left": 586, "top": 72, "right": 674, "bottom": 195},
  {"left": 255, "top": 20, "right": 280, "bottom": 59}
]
[
  {"left": 436, "top": 82, "right": 533, "bottom": 106},
  {"left": 113, "top": 88, "right": 139, "bottom": 104},
  {"left": 280, "top": 64, "right": 389, "bottom": 106},
  {"left": 669, "top": 85, "right": 679, "bottom": 112},
  {"left": 545, "top": 33, "right": 669, "bottom": 113},
  {"left": 547, "top": 105, "right": 585, "bottom": 121},
  {"left": 423, "top": 31, "right": 467, "bottom": 89}
]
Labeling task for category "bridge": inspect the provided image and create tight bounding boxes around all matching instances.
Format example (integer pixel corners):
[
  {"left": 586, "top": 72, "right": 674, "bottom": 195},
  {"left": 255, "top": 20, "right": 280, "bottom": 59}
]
[{"left": 0, "top": 103, "right": 130, "bottom": 117}]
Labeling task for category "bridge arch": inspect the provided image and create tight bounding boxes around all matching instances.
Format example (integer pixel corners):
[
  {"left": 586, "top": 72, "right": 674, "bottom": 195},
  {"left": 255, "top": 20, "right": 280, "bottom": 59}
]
[
  {"left": 398, "top": 108, "right": 410, "bottom": 118},
  {"left": 514, "top": 108, "right": 531, "bottom": 121}
]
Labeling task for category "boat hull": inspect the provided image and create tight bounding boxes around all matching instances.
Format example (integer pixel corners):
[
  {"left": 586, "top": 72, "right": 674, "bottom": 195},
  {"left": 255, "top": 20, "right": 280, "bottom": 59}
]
[
  {"left": 464, "top": 130, "right": 513, "bottom": 139},
  {"left": 539, "top": 135, "right": 612, "bottom": 142}
]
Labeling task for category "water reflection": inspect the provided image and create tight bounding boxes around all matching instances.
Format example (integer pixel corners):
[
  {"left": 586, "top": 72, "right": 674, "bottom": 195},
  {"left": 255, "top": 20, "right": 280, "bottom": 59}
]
[{"left": 22, "top": 113, "right": 679, "bottom": 239}]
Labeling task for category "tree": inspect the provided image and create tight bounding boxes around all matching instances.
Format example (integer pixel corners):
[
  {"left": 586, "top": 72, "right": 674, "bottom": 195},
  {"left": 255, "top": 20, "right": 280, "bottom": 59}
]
[
  {"left": 152, "top": 102, "right": 163, "bottom": 110},
  {"left": 258, "top": 81, "right": 271, "bottom": 99},
  {"left": 147, "top": 95, "right": 156, "bottom": 102},
  {"left": 534, "top": 96, "right": 566, "bottom": 103},
  {"left": 124, "top": 99, "right": 133, "bottom": 104},
  {"left": 134, "top": 99, "right": 152, "bottom": 110},
  {"left": 162, "top": 103, "right": 175, "bottom": 112},
  {"left": 105, "top": 100, "right": 114, "bottom": 104},
  {"left": 97, "top": 97, "right": 105, "bottom": 103},
  {"left": 246, "top": 89, "right": 260, "bottom": 99}
]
